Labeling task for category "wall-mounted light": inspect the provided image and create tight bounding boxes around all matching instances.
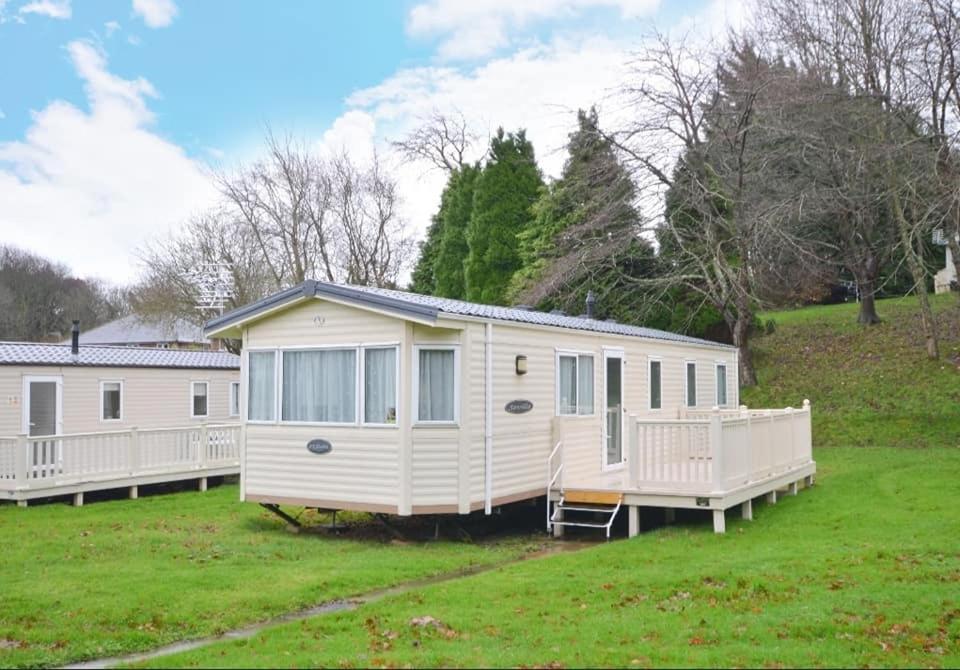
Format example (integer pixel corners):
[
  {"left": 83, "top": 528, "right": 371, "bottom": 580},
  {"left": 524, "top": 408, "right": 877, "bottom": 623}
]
[{"left": 515, "top": 355, "right": 528, "bottom": 376}]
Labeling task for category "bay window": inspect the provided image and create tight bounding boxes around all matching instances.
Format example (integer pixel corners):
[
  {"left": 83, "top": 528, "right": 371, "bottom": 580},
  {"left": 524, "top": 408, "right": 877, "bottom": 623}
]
[
  {"left": 364, "top": 347, "right": 397, "bottom": 424},
  {"left": 247, "top": 350, "right": 276, "bottom": 421},
  {"left": 282, "top": 349, "right": 356, "bottom": 423},
  {"left": 415, "top": 347, "right": 458, "bottom": 423}
]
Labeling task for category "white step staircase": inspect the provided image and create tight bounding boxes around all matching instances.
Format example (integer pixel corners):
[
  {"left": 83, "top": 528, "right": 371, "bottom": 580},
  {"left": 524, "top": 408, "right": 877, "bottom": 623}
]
[{"left": 548, "top": 490, "right": 623, "bottom": 539}]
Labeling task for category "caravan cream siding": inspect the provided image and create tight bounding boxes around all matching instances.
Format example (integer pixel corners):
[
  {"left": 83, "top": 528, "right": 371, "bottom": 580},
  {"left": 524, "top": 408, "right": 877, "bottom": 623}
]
[
  {"left": 0, "top": 364, "right": 238, "bottom": 436},
  {"left": 242, "top": 298, "right": 406, "bottom": 512}
]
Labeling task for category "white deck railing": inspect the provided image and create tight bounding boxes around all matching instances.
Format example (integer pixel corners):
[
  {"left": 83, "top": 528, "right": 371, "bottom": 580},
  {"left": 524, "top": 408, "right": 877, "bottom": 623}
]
[
  {"left": 627, "top": 402, "right": 813, "bottom": 495},
  {"left": 0, "top": 424, "right": 240, "bottom": 501}
]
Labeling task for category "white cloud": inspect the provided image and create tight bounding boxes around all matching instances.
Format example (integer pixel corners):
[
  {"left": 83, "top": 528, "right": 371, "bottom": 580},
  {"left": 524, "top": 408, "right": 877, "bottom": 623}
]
[
  {"left": 407, "top": 0, "right": 659, "bottom": 59},
  {"left": 18, "top": 0, "right": 71, "bottom": 20},
  {"left": 104, "top": 20, "right": 121, "bottom": 37},
  {"left": 0, "top": 41, "right": 217, "bottom": 283},
  {"left": 132, "top": 0, "right": 177, "bottom": 28}
]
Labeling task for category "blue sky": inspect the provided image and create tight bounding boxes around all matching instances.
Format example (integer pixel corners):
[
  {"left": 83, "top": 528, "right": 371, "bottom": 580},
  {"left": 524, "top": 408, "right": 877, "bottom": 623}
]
[{"left": 0, "top": 0, "right": 741, "bottom": 283}]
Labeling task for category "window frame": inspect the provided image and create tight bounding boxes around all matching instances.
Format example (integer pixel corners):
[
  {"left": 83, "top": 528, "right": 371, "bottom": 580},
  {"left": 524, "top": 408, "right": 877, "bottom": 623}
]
[
  {"left": 412, "top": 344, "right": 460, "bottom": 426},
  {"left": 555, "top": 349, "right": 596, "bottom": 418},
  {"left": 360, "top": 345, "right": 400, "bottom": 428},
  {"left": 229, "top": 380, "right": 241, "bottom": 417},
  {"left": 647, "top": 356, "right": 663, "bottom": 411},
  {"left": 99, "top": 379, "right": 124, "bottom": 423},
  {"left": 715, "top": 362, "right": 728, "bottom": 408},
  {"left": 684, "top": 360, "right": 697, "bottom": 408},
  {"left": 190, "top": 380, "right": 210, "bottom": 419}
]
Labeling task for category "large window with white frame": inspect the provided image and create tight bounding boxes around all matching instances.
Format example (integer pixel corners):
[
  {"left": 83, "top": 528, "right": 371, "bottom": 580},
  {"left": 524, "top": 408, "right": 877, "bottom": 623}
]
[
  {"left": 648, "top": 358, "right": 662, "bottom": 410},
  {"left": 363, "top": 346, "right": 398, "bottom": 424},
  {"left": 685, "top": 361, "right": 697, "bottom": 408},
  {"left": 248, "top": 351, "right": 276, "bottom": 422},
  {"left": 229, "top": 381, "right": 241, "bottom": 417},
  {"left": 282, "top": 349, "right": 357, "bottom": 423},
  {"left": 100, "top": 380, "right": 122, "bottom": 421},
  {"left": 414, "top": 346, "right": 458, "bottom": 423},
  {"left": 715, "top": 363, "right": 728, "bottom": 407},
  {"left": 557, "top": 352, "right": 595, "bottom": 416},
  {"left": 191, "top": 381, "right": 209, "bottom": 418}
]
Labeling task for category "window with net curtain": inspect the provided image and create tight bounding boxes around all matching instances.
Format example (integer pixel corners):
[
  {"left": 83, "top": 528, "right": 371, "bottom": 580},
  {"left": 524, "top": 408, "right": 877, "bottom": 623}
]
[
  {"left": 716, "top": 364, "right": 727, "bottom": 406},
  {"left": 364, "top": 347, "right": 397, "bottom": 424},
  {"left": 248, "top": 351, "right": 276, "bottom": 421},
  {"left": 649, "top": 359, "right": 662, "bottom": 410},
  {"left": 686, "top": 362, "right": 697, "bottom": 407},
  {"left": 102, "top": 382, "right": 121, "bottom": 420},
  {"left": 417, "top": 348, "right": 455, "bottom": 422},
  {"left": 283, "top": 349, "right": 356, "bottom": 422},
  {"left": 192, "top": 382, "right": 208, "bottom": 417},
  {"left": 558, "top": 353, "right": 594, "bottom": 415}
]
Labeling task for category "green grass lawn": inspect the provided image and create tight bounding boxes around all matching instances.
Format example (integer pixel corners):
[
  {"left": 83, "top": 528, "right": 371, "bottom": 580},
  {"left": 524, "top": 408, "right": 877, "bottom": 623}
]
[
  {"left": 136, "top": 447, "right": 960, "bottom": 669},
  {"left": 0, "top": 485, "right": 539, "bottom": 668},
  {"left": 743, "top": 293, "right": 960, "bottom": 448}
]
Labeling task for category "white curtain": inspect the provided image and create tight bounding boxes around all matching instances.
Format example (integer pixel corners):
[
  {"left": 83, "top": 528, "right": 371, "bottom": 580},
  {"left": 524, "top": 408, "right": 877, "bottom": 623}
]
[
  {"left": 577, "top": 355, "right": 594, "bottom": 415},
  {"left": 364, "top": 347, "right": 397, "bottom": 423},
  {"left": 649, "top": 361, "right": 662, "bottom": 409},
  {"left": 248, "top": 351, "right": 276, "bottom": 421},
  {"left": 283, "top": 350, "right": 356, "bottom": 422},
  {"left": 192, "top": 382, "right": 208, "bottom": 417},
  {"left": 558, "top": 355, "right": 577, "bottom": 415},
  {"left": 102, "top": 382, "right": 121, "bottom": 420},
  {"left": 418, "top": 349, "right": 454, "bottom": 421}
]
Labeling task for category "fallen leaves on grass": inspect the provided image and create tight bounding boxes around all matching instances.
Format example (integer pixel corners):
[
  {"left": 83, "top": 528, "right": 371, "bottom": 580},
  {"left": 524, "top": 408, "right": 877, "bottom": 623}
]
[{"left": 410, "top": 615, "right": 458, "bottom": 639}]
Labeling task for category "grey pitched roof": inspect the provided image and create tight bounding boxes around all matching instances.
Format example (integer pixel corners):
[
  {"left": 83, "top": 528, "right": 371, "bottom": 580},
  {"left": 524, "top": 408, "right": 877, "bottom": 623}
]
[
  {"left": 206, "top": 280, "right": 734, "bottom": 350},
  {"left": 62, "top": 315, "right": 208, "bottom": 346},
  {"left": 0, "top": 342, "right": 239, "bottom": 369}
]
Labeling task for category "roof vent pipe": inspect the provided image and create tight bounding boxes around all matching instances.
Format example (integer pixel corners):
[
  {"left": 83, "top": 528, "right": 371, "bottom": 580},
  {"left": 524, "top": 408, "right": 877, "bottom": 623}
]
[
  {"left": 71, "top": 320, "right": 80, "bottom": 357},
  {"left": 585, "top": 291, "right": 597, "bottom": 319}
]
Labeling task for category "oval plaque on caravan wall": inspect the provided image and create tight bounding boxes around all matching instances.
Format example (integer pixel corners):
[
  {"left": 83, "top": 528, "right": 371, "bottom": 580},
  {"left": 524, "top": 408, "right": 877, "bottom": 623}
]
[
  {"left": 306, "top": 439, "right": 332, "bottom": 455},
  {"left": 504, "top": 399, "right": 534, "bottom": 414}
]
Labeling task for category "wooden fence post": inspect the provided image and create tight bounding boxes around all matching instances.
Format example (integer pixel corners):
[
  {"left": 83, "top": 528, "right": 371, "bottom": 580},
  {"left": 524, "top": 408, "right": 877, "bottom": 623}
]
[
  {"left": 199, "top": 423, "right": 208, "bottom": 470},
  {"left": 710, "top": 408, "right": 724, "bottom": 493},
  {"left": 128, "top": 427, "right": 139, "bottom": 475},
  {"left": 14, "top": 433, "right": 28, "bottom": 491}
]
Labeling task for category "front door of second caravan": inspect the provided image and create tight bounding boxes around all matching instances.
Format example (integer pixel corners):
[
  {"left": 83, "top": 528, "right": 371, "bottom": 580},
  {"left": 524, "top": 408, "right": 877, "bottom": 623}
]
[
  {"left": 22, "top": 376, "right": 62, "bottom": 436},
  {"left": 602, "top": 350, "right": 624, "bottom": 470}
]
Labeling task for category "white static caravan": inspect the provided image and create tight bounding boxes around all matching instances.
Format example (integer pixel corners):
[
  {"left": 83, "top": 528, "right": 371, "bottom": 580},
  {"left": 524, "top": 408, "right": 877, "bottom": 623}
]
[{"left": 205, "top": 281, "right": 815, "bottom": 535}]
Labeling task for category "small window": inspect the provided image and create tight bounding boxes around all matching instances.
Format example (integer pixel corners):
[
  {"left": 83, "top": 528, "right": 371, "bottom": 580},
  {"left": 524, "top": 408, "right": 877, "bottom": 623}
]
[
  {"left": 364, "top": 347, "right": 397, "bottom": 424},
  {"left": 229, "top": 381, "right": 241, "bottom": 417},
  {"left": 248, "top": 351, "right": 276, "bottom": 422},
  {"left": 191, "top": 381, "right": 209, "bottom": 418},
  {"left": 416, "top": 347, "right": 458, "bottom": 423},
  {"left": 101, "top": 381, "right": 122, "bottom": 421},
  {"left": 557, "top": 353, "right": 594, "bottom": 416},
  {"left": 649, "top": 360, "right": 662, "bottom": 410},
  {"left": 282, "top": 349, "right": 357, "bottom": 423},
  {"left": 685, "top": 362, "right": 697, "bottom": 408},
  {"left": 716, "top": 363, "right": 728, "bottom": 407}
]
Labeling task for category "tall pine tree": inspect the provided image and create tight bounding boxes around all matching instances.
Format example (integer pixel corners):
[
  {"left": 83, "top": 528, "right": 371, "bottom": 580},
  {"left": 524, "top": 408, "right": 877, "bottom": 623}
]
[
  {"left": 465, "top": 129, "right": 543, "bottom": 304},
  {"left": 408, "top": 213, "right": 443, "bottom": 294},
  {"left": 434, "top": 164, "right": 479, "bottom": 298}
]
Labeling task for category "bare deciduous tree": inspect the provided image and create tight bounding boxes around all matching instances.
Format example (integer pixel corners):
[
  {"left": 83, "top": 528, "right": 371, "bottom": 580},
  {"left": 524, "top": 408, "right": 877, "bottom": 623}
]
[{"left": 391, "top": 109, "right": 478, "bottom": 174}]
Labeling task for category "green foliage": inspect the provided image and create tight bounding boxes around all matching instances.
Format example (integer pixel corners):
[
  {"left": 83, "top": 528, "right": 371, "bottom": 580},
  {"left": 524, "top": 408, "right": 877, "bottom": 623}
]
[
  {"left": 465, "top": 128, "right": 543, "bottom": 304},
  {"left": 408, "top": 215, "right": 443, "bottom": 294},
  {"left": 434, "top": 165, "right": 479, "bottom": 299},
  {"left": 149, "top": 448, "right": 960, "bottom": 668}
]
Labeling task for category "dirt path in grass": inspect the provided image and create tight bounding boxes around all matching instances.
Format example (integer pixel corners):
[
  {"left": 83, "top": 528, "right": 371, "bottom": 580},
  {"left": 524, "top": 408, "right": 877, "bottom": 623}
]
[{"left": 62, "top": 539, "right": 596, "bottom": 670}]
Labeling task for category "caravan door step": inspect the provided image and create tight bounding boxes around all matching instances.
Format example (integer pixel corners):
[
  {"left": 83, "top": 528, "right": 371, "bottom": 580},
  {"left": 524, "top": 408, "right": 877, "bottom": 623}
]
[{"left": 549, "top": 492, "right": 623, "bottom": 539}]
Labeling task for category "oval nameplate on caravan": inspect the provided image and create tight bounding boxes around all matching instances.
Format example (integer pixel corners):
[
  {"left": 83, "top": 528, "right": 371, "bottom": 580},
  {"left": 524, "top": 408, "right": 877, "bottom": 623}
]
[
  {"left": 306, "top": 439, "right": 332, "bottom": 455},
  {"left": 504, "top": 399, "right": 534, "bottom": 414}
]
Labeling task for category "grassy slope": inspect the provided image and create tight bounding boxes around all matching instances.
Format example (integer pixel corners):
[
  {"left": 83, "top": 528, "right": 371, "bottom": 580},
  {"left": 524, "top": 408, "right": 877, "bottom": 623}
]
[
  {"left": 139, "top": 448, "right": 960, "bottom": 669},
  {"left": 138, "top": 295, "right": 960, "bottom": 668},
  {"left": 742, "top": 293, "right": 960, "bottom": 448},
  {"left": 0, "top": 486, "right": 536, "bottom": 668}
]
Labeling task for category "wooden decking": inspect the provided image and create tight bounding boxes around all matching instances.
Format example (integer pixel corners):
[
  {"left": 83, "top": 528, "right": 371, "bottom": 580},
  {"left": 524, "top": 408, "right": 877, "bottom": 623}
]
[
  {"left": 549, "top": 403, "right": 815, "bottom": 534},
  {"left": 0, "top": 424, "right": 241, "bottom": 505}
]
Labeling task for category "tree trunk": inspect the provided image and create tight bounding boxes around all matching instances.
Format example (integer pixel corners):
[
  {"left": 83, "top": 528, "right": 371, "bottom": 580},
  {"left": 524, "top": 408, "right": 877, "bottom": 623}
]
[
  {"left": 731, "top": 310, "right": 757, "bottom": 387},
  {"left": 891, "top": 189, "right": 939, "bottom": 359},
  {"left": 948, "top": 234, "right": 960, "bottom": 295},
  {"left": 852, "top": 256, "right": 881, "bottom": 325}
]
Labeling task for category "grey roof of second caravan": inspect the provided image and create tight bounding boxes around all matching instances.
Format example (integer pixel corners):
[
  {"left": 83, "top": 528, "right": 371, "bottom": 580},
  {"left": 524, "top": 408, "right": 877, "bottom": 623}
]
[
  {"left": 0, "top": 342, "right": 240, "bottom": 369},
  {"left": 62, "top": 315, "right": 208, "bottom": 346},
  {"left": 205, "top": 280, "right": 735, "bottom": 350}
]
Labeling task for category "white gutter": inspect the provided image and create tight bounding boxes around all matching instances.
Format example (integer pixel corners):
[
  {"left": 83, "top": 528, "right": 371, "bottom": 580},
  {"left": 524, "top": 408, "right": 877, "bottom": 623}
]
[{"left": 484, "top": 322, "right": 493, "bottom": 515}]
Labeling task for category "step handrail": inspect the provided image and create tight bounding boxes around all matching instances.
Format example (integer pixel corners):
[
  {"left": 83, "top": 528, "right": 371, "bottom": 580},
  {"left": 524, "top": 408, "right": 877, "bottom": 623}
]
[{"left": 546, "top": 440, "right": 563, "bottom": 531}]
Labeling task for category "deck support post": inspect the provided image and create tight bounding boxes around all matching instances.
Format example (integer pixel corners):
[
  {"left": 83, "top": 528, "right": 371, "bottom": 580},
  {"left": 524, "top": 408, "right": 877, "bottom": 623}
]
[
  {"left": 789, "top": 481, "right": 799, "bottom": 496},
  {"left": 766, "top": 490, "right": 777, "bottom": 505},
  {"left": 664, "top": 508, "right": 675, "bottom": 524},
  {"left": 129, "top": 485, "right": 138, "bottom": 500},
  {"left": 742, "top": 499, "right": 753, "bottom": 521},
  {"left": 628, "top": 506, "right": 640, "bottom": 538},
  {"left": 198, "top": 477, "right": 208, "bottom": 493},
  {"left": 73, "top": 492, "right": 84, "bottom": 507},
  {"left": 712, "top": 509, "right": 726, "bottom": 534},
  {"left": 16, "top": 500, "right": 27, "bottom": 508},
  {"left": 805, "top": 474, "right": 815, "bottom": 487},
  {"left": 552, "top": 506, "right": 564, "bottom": 538}
]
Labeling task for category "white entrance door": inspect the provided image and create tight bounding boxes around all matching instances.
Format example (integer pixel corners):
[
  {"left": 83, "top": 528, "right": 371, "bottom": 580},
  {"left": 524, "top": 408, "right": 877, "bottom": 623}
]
[
  {"left": 602, "top": 350, "right": 624, "bottom": 470},
  {"left": 22, "top": 376, "right": 63, "bottom": 436}
]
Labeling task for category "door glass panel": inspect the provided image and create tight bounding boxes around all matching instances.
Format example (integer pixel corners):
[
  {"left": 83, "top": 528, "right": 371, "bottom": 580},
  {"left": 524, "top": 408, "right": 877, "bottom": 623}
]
[
  {"left": 605, "top": 356, "right": 623, "bottom": 466},
  {"left": 29, "top": 381, "right": 57, "bottom": 436}
]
